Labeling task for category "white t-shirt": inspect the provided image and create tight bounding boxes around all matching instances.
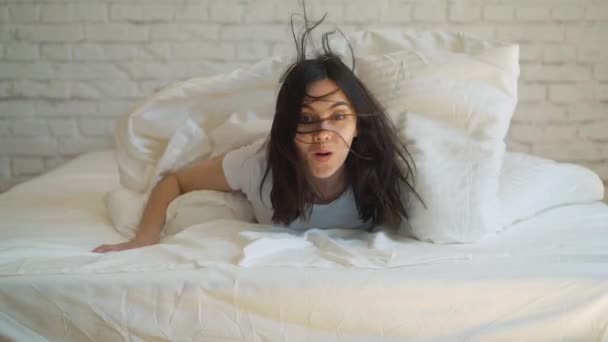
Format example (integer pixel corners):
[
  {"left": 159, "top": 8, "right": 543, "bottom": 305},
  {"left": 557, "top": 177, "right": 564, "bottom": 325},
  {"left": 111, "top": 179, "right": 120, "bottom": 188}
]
[{"left": 222, "top": 140, "right": 373, "bottom": 231}]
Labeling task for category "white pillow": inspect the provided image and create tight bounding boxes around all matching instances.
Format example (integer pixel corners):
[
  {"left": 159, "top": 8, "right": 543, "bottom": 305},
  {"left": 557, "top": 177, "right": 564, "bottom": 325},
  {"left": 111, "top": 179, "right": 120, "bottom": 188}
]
[
  {"left": 398, "top": 113, "right": 504, "bottom": 243},
  {"left": 498, "top": 152, "right": 605, "bottom": 229},
  {"left": 353, "top": 32, "right": 519, "bottom": 142},
  {"left": 395, "top": 115, "right": 605, "bottom": 243}
]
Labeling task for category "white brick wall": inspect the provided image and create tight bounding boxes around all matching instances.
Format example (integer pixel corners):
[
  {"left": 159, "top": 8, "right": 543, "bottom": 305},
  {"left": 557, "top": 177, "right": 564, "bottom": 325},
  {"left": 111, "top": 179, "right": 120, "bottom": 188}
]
[{"left": 0, "top": 0, "right": 607, "bottom": 201}]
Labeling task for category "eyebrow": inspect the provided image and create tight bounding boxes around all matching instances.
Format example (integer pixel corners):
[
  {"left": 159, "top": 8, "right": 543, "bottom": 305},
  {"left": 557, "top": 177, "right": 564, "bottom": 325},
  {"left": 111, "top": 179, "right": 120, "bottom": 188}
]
[{"left": 301, "top": 100, "right": 352, "bottom": 111}]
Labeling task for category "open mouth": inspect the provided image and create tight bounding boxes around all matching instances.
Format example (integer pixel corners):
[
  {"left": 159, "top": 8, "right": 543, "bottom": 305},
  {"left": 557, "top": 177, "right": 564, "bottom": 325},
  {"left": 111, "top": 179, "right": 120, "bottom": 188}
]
[{"left": 313, "top": 151, "right": 333, "bottom": 162}]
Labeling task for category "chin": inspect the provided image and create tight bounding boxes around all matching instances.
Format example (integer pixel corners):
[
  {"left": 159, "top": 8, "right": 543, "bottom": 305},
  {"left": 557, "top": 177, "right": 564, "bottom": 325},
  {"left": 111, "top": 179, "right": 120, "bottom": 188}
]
[
  {"left": 310, "top": 168, "right": 338, "bottom": 179},
  {"left": 308, "top": 161, "right": 344, "bottom": 179}
]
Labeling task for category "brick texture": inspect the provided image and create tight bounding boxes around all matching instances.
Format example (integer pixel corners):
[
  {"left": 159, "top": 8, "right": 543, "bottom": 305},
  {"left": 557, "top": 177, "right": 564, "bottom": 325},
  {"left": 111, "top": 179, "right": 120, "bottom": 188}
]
[{"left": 0, "top": 0, "right": 606, "bottom": 201}]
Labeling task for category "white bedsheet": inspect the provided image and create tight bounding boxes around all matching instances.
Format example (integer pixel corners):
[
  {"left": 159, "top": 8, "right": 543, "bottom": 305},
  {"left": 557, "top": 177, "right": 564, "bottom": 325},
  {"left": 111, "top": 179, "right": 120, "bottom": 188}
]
[{"left": 1, "top": 151, "right": 608, "bottom": 341}]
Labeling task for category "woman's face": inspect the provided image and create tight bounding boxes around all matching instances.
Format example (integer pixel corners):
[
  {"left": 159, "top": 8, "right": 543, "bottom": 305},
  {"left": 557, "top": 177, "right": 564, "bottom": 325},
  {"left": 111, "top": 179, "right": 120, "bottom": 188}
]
[{"left": 294, "top": 79, "right": 358, "bottom": 180}]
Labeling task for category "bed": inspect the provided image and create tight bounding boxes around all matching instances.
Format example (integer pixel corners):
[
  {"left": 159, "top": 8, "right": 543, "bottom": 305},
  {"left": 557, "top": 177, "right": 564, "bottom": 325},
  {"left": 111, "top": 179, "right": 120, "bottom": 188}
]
[
  {"left": 3, "top": 28, "right": 608, "bottom": 341},
  {"left": 1, "top": 149, "right": 607, "bottom": 341}
]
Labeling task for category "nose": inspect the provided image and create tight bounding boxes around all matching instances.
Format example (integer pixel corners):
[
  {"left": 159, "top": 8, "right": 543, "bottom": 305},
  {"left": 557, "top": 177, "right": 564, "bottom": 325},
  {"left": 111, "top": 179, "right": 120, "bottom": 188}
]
[{"left": 313, "top": 130, "right": 331, "bottom": 142}]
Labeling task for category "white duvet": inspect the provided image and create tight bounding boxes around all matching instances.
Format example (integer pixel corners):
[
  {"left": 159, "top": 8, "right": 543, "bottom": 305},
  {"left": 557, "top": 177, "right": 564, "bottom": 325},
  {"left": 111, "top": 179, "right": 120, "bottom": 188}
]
[{"left": 1, "top": 151, "right": 608, "bottom": 341}]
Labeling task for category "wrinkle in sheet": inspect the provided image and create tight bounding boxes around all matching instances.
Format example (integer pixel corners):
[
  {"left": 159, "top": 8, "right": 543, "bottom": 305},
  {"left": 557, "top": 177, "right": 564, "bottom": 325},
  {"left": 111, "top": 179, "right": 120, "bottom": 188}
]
[
  {"left": 279, "top": 306, "right": 287, "bottom": 342},
  {"left": 119, "top": 288, "right": 130, "bottom": 342},
  {"left": 208, "top": 271, "right": 243, "bottom": 339},
  {"left": 462, "top": 281, "right": 594, "bottom": 340},
  {"left": 167, "top": 281, "right": 187, "bottom": 339},
  {"left": 196, "top": 286, "right": 205, "bottom": 331},
  {"left": 29, "top": 285, "right": 97, "bottom": 342},
  {"left": 151, "top": 288, "right": 171, "bottom": 341},
  {"left": 88, "top": 299, "right": 129, "bottom": 341},
  {"left": 566, "top": 284, "right": 608, "bottom": 336},
  {"left": 190, "top": 284, "right": 246, "bottom": 340},
  {"left": 0, "top": 311, "right": 49, "bottom": 342},
  {"left": 597, "top": 317, "right": 608, "bottom": 342}
]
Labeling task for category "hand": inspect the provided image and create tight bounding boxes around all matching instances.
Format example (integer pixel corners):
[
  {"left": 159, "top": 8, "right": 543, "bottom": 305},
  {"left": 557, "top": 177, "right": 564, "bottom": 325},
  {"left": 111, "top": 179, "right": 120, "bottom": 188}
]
[{"left": 92, "top": 235, "right": 160, "bottom": 253}]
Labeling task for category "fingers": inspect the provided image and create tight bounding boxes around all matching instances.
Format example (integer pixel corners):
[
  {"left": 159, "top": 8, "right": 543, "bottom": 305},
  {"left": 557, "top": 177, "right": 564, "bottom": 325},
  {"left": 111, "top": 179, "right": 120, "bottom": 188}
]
[
  {"left": 91, "top": 245, "right": 107, "bottom": 253},
  {"left": 91, "top": 239, "right": 159, "bottom": 253},
  {"left": 91, "top": 242, "right": 129, "bottom": 253},
  {"left": 91, "top": 244, "right": 112, "bottom": 253}
]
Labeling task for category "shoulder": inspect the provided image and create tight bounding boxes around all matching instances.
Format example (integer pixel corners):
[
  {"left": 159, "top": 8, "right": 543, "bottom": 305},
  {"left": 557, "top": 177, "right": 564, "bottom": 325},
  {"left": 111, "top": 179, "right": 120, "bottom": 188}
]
[
  {"left": 222, "top": 138, "right": 269, "bottom": 193},
  {"left": 223, "top": 138, "right": 267, "bottom": 171}
]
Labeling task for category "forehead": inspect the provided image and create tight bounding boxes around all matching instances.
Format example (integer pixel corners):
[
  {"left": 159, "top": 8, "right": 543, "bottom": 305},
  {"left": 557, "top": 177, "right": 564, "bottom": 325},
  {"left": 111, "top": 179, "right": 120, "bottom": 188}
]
[{"left": 301, "top": 79, "right": 352, "bottom": 110}]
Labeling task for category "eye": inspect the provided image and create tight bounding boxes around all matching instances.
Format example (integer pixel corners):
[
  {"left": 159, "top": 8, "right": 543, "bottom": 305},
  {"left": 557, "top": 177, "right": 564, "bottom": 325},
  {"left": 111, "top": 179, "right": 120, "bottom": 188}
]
[
  {"left": 333, "top": 113, "right": 347, "bottom": 120},
  {"left": 299, "top": 114, "right": 314, "bottom": 123}
]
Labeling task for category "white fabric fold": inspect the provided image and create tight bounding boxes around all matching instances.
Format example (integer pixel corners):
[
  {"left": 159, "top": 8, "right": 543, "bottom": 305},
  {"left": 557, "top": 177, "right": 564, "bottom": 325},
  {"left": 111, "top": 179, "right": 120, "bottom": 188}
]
[{"left": 113, "top": 56, "right": 288, "bottom": 193}]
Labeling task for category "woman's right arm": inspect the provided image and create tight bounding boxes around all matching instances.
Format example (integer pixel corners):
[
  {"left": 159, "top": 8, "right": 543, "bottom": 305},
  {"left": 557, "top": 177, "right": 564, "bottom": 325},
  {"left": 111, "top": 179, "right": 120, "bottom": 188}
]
[{"left": 92, "top": 154, "right": 234, "bottom": 253}]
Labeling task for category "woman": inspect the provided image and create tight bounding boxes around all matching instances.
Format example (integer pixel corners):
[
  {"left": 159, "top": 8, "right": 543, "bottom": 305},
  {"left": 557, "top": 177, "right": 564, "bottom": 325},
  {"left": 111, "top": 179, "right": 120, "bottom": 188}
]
[{"left": 93, "top": 13, "right": 422, "bottom": 253}]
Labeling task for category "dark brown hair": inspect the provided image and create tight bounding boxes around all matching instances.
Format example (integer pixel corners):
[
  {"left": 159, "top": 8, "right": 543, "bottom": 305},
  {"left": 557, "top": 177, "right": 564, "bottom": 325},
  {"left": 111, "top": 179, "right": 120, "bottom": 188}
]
[{"left": 260, "top": 5, "right": 424, "bottom": 229}]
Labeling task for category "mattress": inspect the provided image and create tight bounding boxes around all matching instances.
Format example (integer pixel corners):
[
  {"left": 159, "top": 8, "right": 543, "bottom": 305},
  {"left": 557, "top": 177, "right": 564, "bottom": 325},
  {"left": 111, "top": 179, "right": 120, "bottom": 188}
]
[{"left": 1, "top": 150, "right": 608, "bottom": 341}]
